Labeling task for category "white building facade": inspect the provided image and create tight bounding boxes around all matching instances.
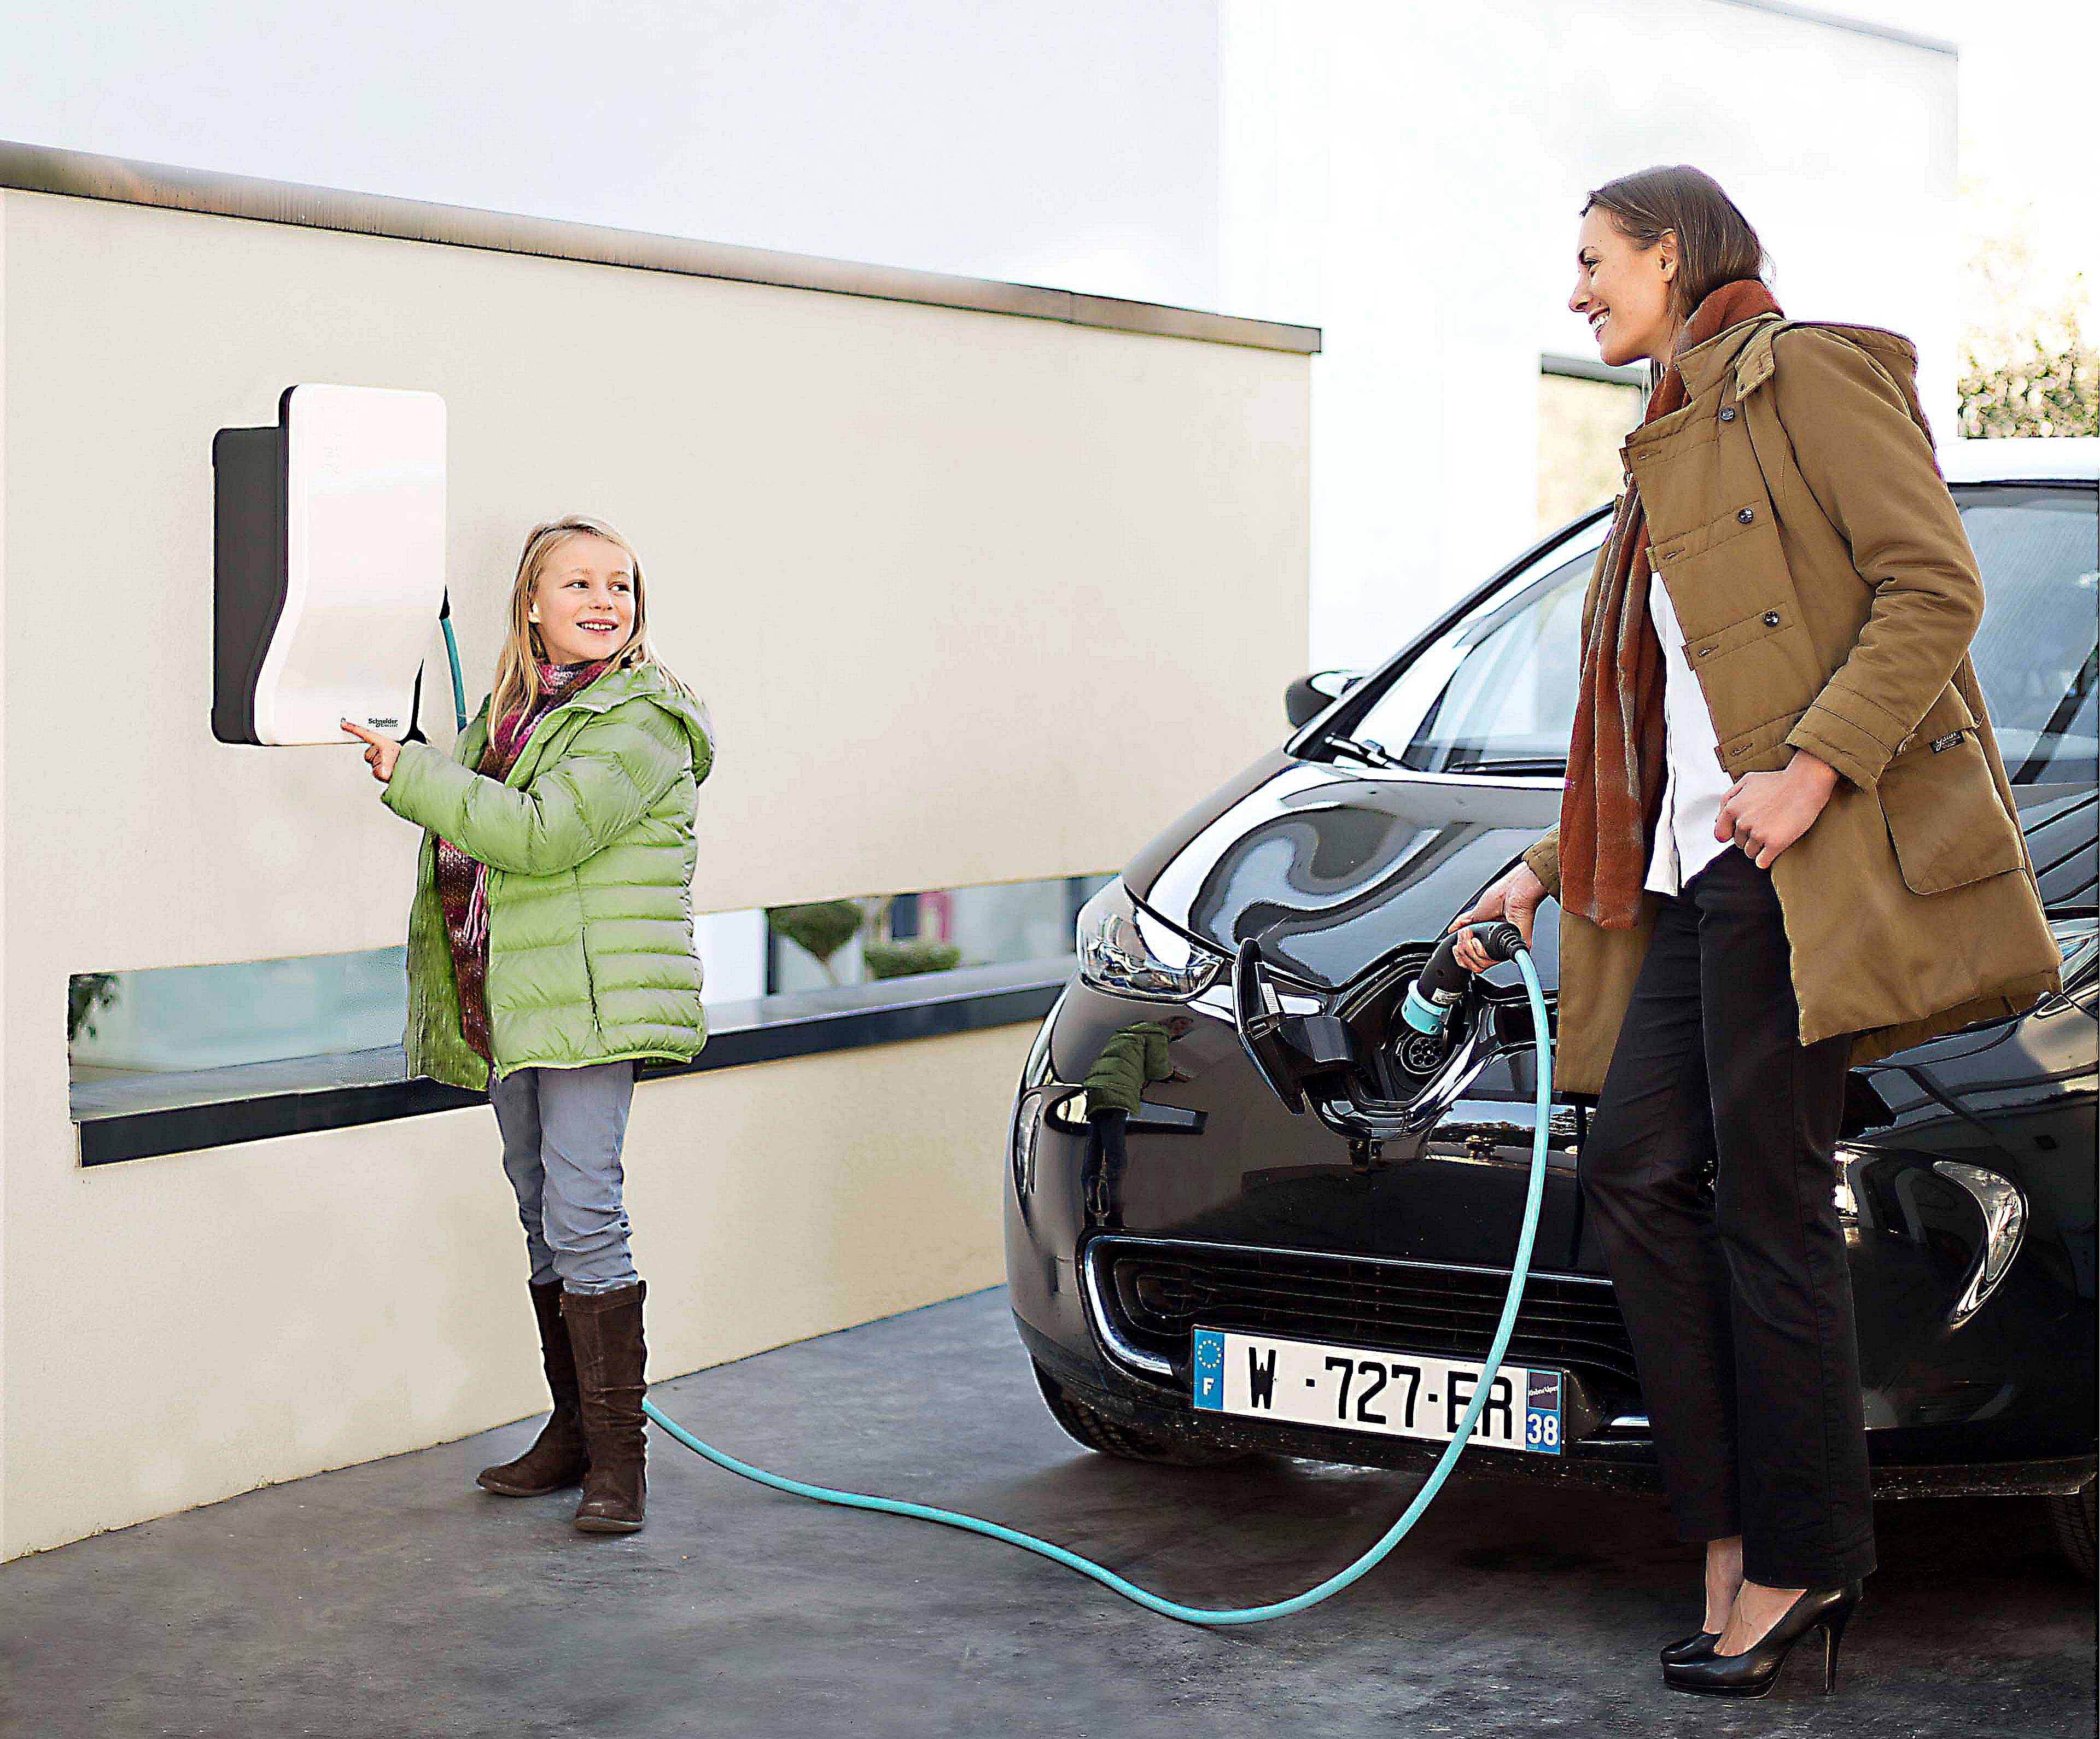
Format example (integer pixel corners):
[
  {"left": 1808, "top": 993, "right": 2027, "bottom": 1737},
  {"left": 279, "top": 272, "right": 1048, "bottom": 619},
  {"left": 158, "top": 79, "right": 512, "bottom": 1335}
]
[{"left": 3, "top": 0, "right": 1962, "bottom": 670}]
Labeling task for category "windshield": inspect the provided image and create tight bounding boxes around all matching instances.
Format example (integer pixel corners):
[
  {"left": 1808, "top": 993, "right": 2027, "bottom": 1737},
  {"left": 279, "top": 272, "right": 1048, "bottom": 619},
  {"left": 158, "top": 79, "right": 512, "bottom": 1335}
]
[
  {"left": 1328, "top": 484, "right": 2098, "bottom": 787},
  {"left": 1961, "top": 487, "right": 2097, "bottom": 785}
]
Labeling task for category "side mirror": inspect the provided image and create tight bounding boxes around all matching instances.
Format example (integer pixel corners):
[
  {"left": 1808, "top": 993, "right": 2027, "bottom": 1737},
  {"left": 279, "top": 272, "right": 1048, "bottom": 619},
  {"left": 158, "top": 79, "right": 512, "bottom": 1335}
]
[{"left": 1285, "top": 669, "right": 1364, "bottom": 729}]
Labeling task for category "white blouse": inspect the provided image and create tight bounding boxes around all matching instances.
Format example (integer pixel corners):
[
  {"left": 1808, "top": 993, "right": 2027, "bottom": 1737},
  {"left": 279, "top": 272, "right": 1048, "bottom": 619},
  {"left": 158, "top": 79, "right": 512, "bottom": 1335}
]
[{"left": 1643, "top": 567, "right": 1737, "bottom": 897}]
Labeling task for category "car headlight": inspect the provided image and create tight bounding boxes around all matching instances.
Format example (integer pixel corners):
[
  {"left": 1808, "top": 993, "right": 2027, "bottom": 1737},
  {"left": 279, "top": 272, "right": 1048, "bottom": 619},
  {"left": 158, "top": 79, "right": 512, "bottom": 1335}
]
[{"left": 1076, "top": 880, "right": 1224, "bottom": 1001}]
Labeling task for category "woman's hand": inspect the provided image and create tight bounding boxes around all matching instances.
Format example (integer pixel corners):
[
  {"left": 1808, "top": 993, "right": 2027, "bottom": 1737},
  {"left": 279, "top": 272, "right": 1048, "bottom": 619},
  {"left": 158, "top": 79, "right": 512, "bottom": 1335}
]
[
  {"left": 1714, "top": 750, "right": 1839, "bottom": 868},
  {"left": 1446, "top": 861, "right": 1549, "bottom": 973},
  {"left": 340, "top": 719, "right": 402, "bottom": 783}
]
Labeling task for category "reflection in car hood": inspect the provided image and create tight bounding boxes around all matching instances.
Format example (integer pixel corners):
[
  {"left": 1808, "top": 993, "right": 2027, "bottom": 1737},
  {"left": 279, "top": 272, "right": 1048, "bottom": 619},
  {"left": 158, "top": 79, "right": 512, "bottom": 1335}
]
[
  {"left": 1122, "top": 755, "right": 1564, "bottom": 991},
  {"left": 1123, "top": 755, "right": 2088, "bottom": 999}
]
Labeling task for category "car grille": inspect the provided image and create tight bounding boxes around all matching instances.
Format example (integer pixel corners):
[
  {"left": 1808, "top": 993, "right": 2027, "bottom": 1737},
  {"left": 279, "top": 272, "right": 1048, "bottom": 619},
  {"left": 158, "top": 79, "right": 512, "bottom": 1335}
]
[{"left": 1090, "top": 1237, "right": 1643, "bottom": 1393}]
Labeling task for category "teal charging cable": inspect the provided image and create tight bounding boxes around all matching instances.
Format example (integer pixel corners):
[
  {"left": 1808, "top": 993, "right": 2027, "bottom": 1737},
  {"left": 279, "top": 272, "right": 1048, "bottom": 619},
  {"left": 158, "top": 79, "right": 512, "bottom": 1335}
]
[
  {"left": 642, "top": 950, "right": 1555, "bottom": 1626},
  {"left": 440, "top": 603, "right": 468, "bottom": 735},
  {"left": 438, "top": 615, "right": 1556, "bottom": 1623}
]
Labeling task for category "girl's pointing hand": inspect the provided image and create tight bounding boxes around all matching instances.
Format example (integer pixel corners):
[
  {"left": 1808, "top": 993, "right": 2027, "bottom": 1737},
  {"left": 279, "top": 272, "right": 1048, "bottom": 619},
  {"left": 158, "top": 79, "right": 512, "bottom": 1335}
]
[{"left": 340, "top": 719, "right": 402, "bottom": 783}]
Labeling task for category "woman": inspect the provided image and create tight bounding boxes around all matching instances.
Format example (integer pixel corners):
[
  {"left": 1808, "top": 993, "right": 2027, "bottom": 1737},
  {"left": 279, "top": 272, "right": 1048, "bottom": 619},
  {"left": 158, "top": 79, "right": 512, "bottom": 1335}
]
[
  {"left": 342, "top": 515, "right": 714, "bottom": 1536},
  {"left": 1451, "top": 166, "right": 2061, "bottom": 1696}
]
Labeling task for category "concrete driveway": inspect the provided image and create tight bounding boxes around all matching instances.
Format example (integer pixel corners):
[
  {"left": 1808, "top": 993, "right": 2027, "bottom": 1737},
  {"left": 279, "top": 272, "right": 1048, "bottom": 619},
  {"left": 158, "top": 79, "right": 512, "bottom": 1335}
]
[{"left": 3, "top": 1287, "right": 2091, "bottom": 1737}]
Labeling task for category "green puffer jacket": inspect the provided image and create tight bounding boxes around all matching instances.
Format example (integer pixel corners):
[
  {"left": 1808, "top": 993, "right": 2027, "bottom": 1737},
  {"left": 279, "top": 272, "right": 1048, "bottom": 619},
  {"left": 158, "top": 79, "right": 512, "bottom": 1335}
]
[{"left": 380, "top": 661, "right": 716, "bottom": 1092}]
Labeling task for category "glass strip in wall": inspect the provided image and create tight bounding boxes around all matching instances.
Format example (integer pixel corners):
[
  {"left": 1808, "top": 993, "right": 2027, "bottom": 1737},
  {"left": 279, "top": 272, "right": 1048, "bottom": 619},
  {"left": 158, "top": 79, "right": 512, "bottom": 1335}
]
[{"left": 69, "top": 872, "right": 1113, "bottom": 1113}]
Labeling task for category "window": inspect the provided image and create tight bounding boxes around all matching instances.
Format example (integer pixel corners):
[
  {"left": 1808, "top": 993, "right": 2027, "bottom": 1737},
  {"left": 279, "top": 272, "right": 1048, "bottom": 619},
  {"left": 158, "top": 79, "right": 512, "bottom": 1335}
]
[
  {"left": 1339, "top": 535, "right": 1601, "bottom": 777},
  {"left": 71, "top": 872, "right": 1112, "bottom": 1124},
  {"left": 1958, "top": 486, "right": 2098, "bottom": 786},
  {"left": 1538, "top": 357, "right": 1644, "bottom": 535},
  {"left": 69, "top": 948, "right": 412, "bottom": 1081},
  {"left": 1317, "top": 482, "right": 2097, "bottom": 790},
  {"left": 763, "top": 874, "right": 1112, "bottom": 992}
]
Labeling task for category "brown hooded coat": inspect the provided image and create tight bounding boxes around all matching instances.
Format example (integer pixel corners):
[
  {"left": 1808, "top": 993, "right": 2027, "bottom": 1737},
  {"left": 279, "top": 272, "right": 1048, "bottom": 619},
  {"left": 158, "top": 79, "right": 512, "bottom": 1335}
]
[{"left": 1520, "top": 313, "right": 2063, "bottom": 1097}]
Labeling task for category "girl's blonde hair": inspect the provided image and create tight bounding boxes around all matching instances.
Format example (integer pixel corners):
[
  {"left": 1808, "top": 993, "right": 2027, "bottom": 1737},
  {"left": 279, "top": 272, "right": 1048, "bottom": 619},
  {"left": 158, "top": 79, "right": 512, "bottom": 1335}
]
[{"left": 489, "top": 515, "right": 705, "bottom": 728}]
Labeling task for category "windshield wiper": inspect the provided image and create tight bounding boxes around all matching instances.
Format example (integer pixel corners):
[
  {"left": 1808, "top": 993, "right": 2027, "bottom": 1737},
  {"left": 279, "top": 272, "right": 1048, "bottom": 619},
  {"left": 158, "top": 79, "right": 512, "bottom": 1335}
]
[
  {"left": 2012, "top": 647, "right": 2097, "bottom": 785},
  {"left": 1324, "top": 734, "right": 1399, "bottom": 769},
  {"left": 1450, "top": 756, "right": 1567, "bottom": 776}
]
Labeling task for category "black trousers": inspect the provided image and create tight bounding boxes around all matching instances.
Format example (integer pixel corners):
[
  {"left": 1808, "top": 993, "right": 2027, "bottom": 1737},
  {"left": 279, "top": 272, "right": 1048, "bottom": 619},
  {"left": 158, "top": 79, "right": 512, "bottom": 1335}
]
[{"left": 1579, "top": 846, "right": 1876, "bottom": 1589}]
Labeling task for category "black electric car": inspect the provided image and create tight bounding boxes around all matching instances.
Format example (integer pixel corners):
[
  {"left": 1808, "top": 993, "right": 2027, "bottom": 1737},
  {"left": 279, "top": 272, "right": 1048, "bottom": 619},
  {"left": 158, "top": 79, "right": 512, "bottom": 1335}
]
[{"left": 1006, "top": 439, "right": 2099, "bottom": 1576}]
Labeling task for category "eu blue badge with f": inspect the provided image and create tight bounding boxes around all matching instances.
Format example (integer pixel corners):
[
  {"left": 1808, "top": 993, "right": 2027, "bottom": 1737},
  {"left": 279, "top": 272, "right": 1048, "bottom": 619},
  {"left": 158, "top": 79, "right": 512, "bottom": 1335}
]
[{"left": 1192, "top": 1329, "right": 1224, "bottom": 1410}]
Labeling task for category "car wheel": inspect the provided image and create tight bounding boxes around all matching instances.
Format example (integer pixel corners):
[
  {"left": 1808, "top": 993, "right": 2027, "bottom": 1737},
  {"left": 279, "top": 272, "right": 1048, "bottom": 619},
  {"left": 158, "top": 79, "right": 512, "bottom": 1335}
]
[
  {"left": 2044, "top": 1478, "right": 2097, "bottom": 1580},
  {"left": 1031, "top": 1359, "right": 1249, "bottom": 1467}
]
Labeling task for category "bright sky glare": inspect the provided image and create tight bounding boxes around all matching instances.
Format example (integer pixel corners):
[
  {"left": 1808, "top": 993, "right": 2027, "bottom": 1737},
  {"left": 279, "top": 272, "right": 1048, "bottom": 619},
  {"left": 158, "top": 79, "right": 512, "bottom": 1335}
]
[{"left": 1828, "top": 0, "right": 2095, "bottom": 317}]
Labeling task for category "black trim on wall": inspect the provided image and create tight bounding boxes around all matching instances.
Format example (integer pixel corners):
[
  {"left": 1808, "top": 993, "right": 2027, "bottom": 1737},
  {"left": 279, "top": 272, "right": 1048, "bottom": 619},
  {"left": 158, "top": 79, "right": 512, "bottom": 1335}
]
[{"left": 75, "top": 961, "right": 1069, "bottom": 1168}]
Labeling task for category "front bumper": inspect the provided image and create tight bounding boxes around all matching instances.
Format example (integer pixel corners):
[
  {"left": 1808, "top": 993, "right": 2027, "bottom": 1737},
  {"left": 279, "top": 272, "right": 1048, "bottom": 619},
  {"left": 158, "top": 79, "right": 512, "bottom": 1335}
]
[{"left": 1007, "top": 978, "right": 2098, "bottom": 1499}]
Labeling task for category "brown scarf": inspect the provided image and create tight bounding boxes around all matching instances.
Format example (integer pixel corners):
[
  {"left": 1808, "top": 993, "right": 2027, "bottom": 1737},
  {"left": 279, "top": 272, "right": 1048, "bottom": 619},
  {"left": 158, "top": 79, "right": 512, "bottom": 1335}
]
[
  {"left": 436, "top": 655, "right": 617, "bottom": 1064},
  {"left": 1556, "top": 278, "right": 1784, "bottom": 928}
]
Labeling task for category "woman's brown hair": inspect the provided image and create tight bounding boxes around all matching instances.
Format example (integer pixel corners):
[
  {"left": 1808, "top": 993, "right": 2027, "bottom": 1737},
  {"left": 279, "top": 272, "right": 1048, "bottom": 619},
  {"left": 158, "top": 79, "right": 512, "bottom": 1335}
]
[
  {"left": 1583, "top": 165, "right": 1772, "bottom": 385},
  {"left": 488, "top": 515, "right": 705, "bottom": 730}
]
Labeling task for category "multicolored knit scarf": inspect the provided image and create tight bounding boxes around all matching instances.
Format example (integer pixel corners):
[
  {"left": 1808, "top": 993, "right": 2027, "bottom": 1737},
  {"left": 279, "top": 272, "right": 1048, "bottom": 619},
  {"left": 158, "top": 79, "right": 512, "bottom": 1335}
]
[
  {"left": 435, "top": 655, "right": 618, "bottom": 1063},
  {"left": 1556, "top": 278, "right": 1784, "bottom": 929}
]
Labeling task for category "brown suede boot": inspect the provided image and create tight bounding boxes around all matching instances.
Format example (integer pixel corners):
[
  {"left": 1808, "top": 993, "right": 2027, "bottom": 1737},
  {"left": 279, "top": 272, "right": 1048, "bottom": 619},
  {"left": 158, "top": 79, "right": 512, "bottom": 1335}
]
[
  {"left": 476, "top": 1279, "right": 590, "bottom": 1496},
  {"left": 561, "top": 1280, "right": 648, "bottom": 1533}
]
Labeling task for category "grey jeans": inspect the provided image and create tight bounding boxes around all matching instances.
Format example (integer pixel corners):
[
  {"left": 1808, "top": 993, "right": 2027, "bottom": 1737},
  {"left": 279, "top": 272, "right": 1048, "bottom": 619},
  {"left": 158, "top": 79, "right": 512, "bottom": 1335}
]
[{"left": 487, "top": 1059, "right": 640, "bottom": 1294}]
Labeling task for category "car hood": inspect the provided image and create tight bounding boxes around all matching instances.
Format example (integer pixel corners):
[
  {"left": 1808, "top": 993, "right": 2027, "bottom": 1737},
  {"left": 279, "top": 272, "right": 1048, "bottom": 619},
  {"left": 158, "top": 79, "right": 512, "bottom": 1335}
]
[
  {"left": 1123, "top": 752, "right": 2092, "bottom": 998},
  {"left": 1121, "top": 751, "right": 1564, "bottom": 993}
]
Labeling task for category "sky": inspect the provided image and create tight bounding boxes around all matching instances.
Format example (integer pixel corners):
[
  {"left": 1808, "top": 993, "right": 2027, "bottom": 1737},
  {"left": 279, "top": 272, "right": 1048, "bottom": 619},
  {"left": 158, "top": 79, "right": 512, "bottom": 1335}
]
[{"left": 1824, "top": 0, "right": 2095, "bottom": 322}]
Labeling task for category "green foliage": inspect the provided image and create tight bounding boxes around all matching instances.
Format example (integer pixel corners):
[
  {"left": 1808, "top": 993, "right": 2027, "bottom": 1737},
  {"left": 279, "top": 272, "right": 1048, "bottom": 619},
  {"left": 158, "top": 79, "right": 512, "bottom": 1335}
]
[
  {"left": 1957, "top": 206, "right": 2097, "bottom": 440},
  {"left": 1958, "top": 317, "right": 2099, "bottom": 439},
  {"left": 862, "top": 939, "right": 962, "bottom": 980},
  {"left": 68, "top": 972, "right": 120, "bottom": 1043},
  {"left": 766, "top": 901, "right": 864, "bottom": 984}
]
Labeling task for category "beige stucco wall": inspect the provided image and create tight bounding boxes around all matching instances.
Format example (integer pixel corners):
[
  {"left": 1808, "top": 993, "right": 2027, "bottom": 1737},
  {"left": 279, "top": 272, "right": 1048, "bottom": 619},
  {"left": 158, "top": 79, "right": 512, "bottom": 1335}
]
[
  {"left": 0, "top": 189, "right": 1311, "bottom": 1558},
  {"left": 19, "top": 1028, "right": 1028, "bottom": 1562}
]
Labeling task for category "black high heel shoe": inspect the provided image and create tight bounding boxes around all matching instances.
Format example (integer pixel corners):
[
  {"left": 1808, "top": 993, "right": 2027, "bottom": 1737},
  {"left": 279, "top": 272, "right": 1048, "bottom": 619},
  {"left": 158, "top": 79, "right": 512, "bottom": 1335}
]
[
  {"left": 1659, "top": 1629, "right": 1720, "bottom": 1665},
  {"left": 1662, "top": 1580, "right": 1864, "bottom": 1697}
]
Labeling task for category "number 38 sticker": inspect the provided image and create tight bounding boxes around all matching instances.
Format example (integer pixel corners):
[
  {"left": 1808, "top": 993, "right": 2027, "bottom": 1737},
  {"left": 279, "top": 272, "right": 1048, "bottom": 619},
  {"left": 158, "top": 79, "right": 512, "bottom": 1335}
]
[{"left": 1525, "top": 1370, "right": 1562, "bottom": 1451}]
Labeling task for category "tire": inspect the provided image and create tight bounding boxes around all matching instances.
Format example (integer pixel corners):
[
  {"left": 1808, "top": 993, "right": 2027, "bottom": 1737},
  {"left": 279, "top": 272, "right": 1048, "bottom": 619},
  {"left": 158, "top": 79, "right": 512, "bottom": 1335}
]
[
  {"left": 1031, "top": 1360, "right": 1250, "bottom": 1467},
  {"left": 2045, "top": 1479, "right": 2097, "bottom": 1580}
]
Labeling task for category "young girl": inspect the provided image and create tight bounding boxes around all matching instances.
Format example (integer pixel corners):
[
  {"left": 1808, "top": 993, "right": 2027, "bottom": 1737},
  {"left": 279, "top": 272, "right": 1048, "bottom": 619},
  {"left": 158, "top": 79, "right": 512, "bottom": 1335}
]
[{"left": 342, "top": 514, "right": 714, "bottom": 1535}]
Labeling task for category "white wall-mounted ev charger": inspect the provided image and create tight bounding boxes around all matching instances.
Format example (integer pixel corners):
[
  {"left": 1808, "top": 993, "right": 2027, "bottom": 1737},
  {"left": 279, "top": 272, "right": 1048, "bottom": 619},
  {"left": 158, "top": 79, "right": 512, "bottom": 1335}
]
[{"left": 213, "top": 384, "right": 447, "bottom": 746}]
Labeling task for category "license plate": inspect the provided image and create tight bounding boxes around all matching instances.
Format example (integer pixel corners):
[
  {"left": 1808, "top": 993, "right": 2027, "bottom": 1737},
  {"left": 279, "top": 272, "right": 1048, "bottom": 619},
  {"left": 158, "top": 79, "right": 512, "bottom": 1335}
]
[{"left": 1191, "top": 1327, "right": 1564, "bottom": 1455}]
